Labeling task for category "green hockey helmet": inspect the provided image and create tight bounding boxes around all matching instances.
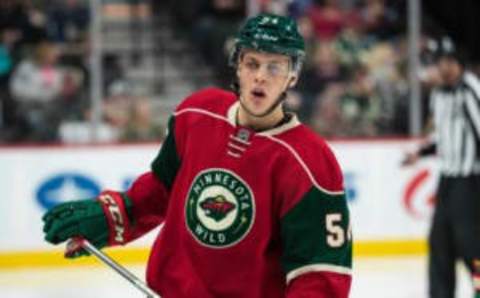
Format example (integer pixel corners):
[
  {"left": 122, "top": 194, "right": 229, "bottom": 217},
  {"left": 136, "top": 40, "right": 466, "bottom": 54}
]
[{"left": 230, "top": 13, "right": 306, "bottom": 73}]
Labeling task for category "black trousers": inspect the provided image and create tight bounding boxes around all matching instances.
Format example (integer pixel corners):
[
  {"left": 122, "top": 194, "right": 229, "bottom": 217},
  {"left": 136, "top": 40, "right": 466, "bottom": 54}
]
[{"left": 429, "top": 175, "right": 480, "bottom": 298}]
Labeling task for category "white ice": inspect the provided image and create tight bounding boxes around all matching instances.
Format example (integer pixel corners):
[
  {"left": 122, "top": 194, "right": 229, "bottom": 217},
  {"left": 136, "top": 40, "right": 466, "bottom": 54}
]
[{"left": 0, "top": 256, "right": 473, "bottom": 298}]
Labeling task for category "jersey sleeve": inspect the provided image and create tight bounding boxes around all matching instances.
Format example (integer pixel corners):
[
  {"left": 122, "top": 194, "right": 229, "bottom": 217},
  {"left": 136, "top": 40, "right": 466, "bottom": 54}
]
[
  {"left": 278, "top": 142, "right": 352, "bottom": 297},
  {"left": 151, "top": 116, "right": 182, "bottom": 189},
  {"left": 283, "top": 188, "right": 352, "bottom": 298},
  {"left": 123, "top": 115, "right": 182, "bottom": 241}
]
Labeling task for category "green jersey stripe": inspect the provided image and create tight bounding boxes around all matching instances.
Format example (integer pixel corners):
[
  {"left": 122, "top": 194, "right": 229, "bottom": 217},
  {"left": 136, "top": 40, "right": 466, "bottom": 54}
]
[
  {"left": 281, "top": 186, "right": 352, "bottom": 276},
  {"left": 151, "top": 116, "right": 181, "bottom": 190}
]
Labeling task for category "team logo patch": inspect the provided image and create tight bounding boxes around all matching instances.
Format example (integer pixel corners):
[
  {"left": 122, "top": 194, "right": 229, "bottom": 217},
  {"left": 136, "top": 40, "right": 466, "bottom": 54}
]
[{"left": 186, "top": 169, "right": 255, "bottom": 248}]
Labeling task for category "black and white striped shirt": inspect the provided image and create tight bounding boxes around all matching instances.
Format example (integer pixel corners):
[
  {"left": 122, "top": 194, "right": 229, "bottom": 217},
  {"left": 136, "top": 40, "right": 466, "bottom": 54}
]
[{"left": 430, "top": 71, "right": 480, "bottom": 177}]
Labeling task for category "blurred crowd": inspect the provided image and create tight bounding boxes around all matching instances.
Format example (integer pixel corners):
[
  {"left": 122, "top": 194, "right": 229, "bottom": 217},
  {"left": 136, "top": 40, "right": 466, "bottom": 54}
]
[
  {"left": 290, "top": 0, "right": 407, "bottom": 137},
  {"left": 171, "top": 0, "right": 409, "bottom": 137},
  {"left": 171, "top": 0, "right": 477, "bottom": 138},
  {"left": 0, "top": 0, "right": 474, "bottom": 143},
  {"left": 0, "top": 0, "right": 163, "bottom": 144}
]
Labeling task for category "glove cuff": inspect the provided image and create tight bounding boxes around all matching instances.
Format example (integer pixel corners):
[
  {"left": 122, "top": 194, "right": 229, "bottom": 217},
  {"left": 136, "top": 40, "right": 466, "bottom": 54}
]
[{"left": 97, "top": 190, "right": 133, "bottom": 246}]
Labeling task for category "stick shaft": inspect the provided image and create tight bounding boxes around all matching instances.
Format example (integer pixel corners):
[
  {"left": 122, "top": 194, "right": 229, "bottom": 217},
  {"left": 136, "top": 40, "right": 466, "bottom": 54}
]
[{"left": 79, "top": 239, "right": 161, "bottom": 298}]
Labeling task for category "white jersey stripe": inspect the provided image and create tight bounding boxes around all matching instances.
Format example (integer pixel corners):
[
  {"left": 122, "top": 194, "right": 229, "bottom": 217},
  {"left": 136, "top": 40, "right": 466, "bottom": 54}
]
[
  {"left": 465, "top": 72, "right": 480, "bottom": 99},
  {"left": 174, "top": 108, "right": 233, "bottom": 126},
  {"left": 229, "top": 134, "right": 252, "bottom": 145},
  {"left": 465, "top": 92, "right": 480, "bottom": 138},
  {"left": 462, "top": 128, "right": 475, "bottom": 176},
  {"left": 259, "top": 134, "right": 345, "bottom": 196},
  {"left": 286, "top": 264, "right": 352, "bottom": 285},
  {"left": 446, "top": 95, "right": 456, "bottom": 175},
  {"left": 451, "top": 114, "right": 463, "bottom": 174},
  {"left": 227, "top": 142, "right": 247, "bottom": 152},
  {"left": 227, "top": 151, "right": 241, "bottom": 158}
]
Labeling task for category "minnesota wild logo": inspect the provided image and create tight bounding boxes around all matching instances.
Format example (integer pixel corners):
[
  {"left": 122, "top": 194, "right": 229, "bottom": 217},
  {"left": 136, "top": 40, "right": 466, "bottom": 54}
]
[
  {"left": 185, "top": 169, "right": 255, "bottom": 248},
  {"left": 200, "top": 195, "right": 236, "bottom": 222}
]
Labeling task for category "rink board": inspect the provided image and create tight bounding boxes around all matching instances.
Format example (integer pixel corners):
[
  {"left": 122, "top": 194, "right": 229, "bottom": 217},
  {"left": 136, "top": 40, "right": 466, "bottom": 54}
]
[{"left": 0, "top": 140, "right": 437, "bottom": 267}]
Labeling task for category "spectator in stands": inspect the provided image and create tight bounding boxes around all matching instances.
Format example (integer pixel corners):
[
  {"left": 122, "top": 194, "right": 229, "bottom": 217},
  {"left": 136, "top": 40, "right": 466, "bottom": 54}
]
[
  {"left": 0, "top": 30, "right": 14, "bottom": 84},
  {"left": 297, "top": 41, "right": 347, "bottom": 121},
  {"left": 191, "top": 0, "right": 246, "bottom": 86},
  {"left": 0, "top": 27, "right": 19, "bottom": 134},
  {"left": 306, "top": 0, "right": 356, "bottom": 41},
  {"left": 257, "top": 0, "right": 290, "bottom": 15},
  {"left": 360, "top": 0, "right": 402, "bottom": 42},
  {"left": 102, "top": 80, "right": 133, "bottom": 130},
  {"left": 46, "top": 0, "right": 90, "bottom": 43},
  {"left": 333, "top": 15, "right": 369, "bottom": 70},
  {"left": 296, "top": 15, "right": 317, "bottom": 67},
  {"left": 0, "top": 30, "right": 14, "bottom": 134},
  {"left": 9, "top": 41, "right": 81, "bottom": 141},
  {"left": 362, "top": 40, "right": 409, "bottom": 134},
  {"left": 166, "top": 0, "right": 206, "bottom": 33},
  {"left": 303, "top": 41, "right": 347, "bottom": 93},
  {"left": 58, "top": 79, "right": 131, "bottom": 145},
  {"left": 121, "top": 97, "right": 164, "bottom": 142},
  {"left": 0, "top": 0, "right": 47, "bottom": 56},
  {"left": 10, "top": 42, "right": 76, "bottom": 103},
  {"left": 288, "top": 0, "right": 313, "bottom": 18},
  {"left": 310, "top": 83, "right": 347, "bottom": 136},
  {"left": 103, "top": 54, "right": 126, "bottom": 96},
  {"left": 339, "top": 64, "right": 381, "bottom": 136}
]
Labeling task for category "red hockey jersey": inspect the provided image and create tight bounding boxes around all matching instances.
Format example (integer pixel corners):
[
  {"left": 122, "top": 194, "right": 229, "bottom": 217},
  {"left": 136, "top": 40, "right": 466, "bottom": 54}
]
[{"left": 124, "top": 88, "right": 352, "bottom": 297}]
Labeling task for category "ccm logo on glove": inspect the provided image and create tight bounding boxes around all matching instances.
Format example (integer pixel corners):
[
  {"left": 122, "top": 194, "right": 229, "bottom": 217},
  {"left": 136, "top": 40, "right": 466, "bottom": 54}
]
[{"left": 98, "top": 192, "right": 129, "bottom": 245}]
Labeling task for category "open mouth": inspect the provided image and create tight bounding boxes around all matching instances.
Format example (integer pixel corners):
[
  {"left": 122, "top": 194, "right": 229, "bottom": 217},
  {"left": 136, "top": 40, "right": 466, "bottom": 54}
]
[{"left": 251, "top": 88, "right": 266, "bottom": 98}]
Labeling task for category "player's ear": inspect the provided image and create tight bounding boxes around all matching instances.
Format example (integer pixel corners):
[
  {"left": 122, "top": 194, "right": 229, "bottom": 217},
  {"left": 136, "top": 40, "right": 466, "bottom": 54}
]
[
  {"left": 236, "top": 52, "right": 244, "bottom": 77},
  {"left": 288, "top": 75, "right": 298, "bottom": 88}
]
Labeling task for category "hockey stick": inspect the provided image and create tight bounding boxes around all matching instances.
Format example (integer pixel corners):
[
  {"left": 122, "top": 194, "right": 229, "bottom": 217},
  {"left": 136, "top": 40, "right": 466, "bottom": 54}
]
[{"left": 66, "top": 237, "right": 161, "bottom": 298}]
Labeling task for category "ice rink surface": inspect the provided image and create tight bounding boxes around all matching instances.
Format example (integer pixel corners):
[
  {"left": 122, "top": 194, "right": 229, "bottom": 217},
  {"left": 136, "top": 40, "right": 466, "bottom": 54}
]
[{"left": 0, "top": 256, "right": 472, "bottom": 298}]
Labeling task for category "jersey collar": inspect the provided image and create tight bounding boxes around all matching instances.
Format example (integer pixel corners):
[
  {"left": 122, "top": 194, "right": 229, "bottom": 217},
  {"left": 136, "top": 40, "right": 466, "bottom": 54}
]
[{"left": 227, "top": 101, "right": 301, "bottom": 136}]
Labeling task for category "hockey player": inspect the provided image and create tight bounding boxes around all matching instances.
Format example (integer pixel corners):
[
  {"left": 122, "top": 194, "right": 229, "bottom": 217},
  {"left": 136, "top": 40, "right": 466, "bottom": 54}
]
[{"left": 42, "top": 13, "right": 352, "bottom": 297}]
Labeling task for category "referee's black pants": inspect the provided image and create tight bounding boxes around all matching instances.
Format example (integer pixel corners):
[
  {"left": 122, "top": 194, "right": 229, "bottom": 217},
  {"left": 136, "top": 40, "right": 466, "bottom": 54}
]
[{"left": 429, "top": 175, "right": 480, "bottom": 298}]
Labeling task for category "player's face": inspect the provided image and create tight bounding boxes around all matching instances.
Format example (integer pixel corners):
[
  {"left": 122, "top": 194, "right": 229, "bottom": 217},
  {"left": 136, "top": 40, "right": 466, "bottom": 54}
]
[
  {"left": 237, "top": 51, "right": 295, "bottom": 117},
  {"left": 437, "top": 56, "right": 463, "bottom": 86}
]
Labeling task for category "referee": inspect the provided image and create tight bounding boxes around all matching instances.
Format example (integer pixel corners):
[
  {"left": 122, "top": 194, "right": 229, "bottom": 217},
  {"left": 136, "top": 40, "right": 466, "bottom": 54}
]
[{"left": 404, "top": 36, "right": 480, "bottom": 298}]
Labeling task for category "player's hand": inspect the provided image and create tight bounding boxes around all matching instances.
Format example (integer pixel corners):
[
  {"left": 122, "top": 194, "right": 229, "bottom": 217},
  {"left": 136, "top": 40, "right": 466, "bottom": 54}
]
[
  {"left": 401, "top": 151, "right": 419, "bottom": 167},
  {"left": 42, "top": 199, "right": 109, "bottom": 258}
]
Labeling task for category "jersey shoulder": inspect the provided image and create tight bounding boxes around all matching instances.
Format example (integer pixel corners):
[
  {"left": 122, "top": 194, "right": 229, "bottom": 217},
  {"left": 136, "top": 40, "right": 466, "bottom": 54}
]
[
  {"left": 463, "top": 72, "right": 480, "bottom": 96},
  {"left": 278, "top": 124, "right": 344, "bottom": 193},
  {"left": 175, "top": 87, "right": 237, "bottom": 116}
]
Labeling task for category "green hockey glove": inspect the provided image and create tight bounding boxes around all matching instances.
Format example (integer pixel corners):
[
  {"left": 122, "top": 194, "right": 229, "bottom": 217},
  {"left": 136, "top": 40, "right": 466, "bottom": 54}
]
[{"left": 42, "top": 191, "right": 133, "bottom": 258}]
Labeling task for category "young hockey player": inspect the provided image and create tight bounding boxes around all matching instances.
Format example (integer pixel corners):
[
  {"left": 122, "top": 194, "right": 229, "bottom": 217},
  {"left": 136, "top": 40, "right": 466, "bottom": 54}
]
[{"left": 42, "top": 13, "right": 352, "bottom": 297}]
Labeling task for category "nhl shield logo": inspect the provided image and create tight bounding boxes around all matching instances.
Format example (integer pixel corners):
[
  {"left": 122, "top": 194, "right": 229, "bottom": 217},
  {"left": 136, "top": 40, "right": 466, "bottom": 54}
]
[{"left": 185, "top": 169, "right": 255, "bottom": 248}]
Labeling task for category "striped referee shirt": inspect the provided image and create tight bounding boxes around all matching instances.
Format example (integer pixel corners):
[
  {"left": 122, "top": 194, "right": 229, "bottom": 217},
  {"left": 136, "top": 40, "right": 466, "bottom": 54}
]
[{"left": 429, "top": 71, "right": 480, "bottom": 177}]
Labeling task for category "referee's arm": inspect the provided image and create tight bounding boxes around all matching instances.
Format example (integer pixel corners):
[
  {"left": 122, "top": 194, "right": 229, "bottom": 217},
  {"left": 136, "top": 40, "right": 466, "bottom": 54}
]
[{"left": 402, "top": 117, "right": 436, "bottom": 166}]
